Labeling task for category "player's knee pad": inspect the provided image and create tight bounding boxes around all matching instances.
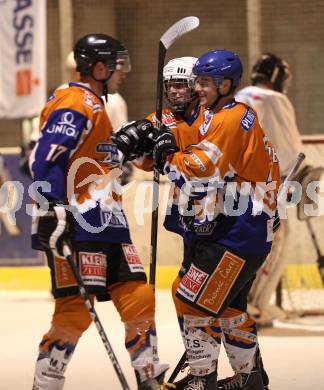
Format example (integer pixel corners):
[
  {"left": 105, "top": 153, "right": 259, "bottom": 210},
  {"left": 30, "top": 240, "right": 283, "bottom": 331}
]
[
  {"left": 110, "top": 280, "right": 155, "bottom": 322},
  {"left": 182, "top": 315, "right": 221, "bottom": 376},
  {"left": 220, "top": 308, "right": 258, "bottom": 373},
  {"left": 110, "top": 280, "right": 168, "bottom": 381},
  {"left": 33, "top": 329, "right": 76, "bottom": 390},
  {"left": 52, "top": 295, "right": 93, "bottom": 336}
]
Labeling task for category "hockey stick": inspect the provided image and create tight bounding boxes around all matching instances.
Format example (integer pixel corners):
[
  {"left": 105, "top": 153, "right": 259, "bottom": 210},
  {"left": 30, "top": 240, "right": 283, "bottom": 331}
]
[
  {"left": 149, "top": 16, "right": 200, "bottom": 291},
  {"left": 168, "top": 152, "right": 306, "bottom": 383},
  {"left": 277, "top": 152, "right": 306, "bottom": 204},
  {"left": 62, "top": 244, "right": 130, "bottom": 390}
]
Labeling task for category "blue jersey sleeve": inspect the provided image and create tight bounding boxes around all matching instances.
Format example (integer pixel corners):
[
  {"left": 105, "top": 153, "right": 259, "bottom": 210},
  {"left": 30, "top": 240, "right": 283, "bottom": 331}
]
[{"left": 30, "top": 108, "right": 88, "bottom": 201}]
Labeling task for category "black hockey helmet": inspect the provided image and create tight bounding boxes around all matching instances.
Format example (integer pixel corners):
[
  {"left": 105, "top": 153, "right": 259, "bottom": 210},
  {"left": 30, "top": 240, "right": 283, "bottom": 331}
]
[
  {"left": 251, "top": 53, "right": 291, "bottom": 93},
  {"left": 73, "top": 33, "right": 130, "bottom": 76}
]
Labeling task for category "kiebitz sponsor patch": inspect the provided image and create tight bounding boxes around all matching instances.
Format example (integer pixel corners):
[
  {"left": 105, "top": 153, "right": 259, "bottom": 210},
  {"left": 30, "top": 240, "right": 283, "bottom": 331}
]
[
  {"left": 122, "top": 244, "right": 145, "bottom": 273},
  {"left": 79, "top": 252, "right": 107, "bottom": 286}
]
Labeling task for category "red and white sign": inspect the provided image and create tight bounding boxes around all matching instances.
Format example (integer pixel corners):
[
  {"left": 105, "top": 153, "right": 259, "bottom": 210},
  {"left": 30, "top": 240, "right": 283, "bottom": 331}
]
[
  {"left": 0, "top": 0, "right": 46, "bottom": 118},
  {"left": 122, "top": 244, "right": 145, "bottom": 273},
  {"left": 177, "top": 264, "right": 208, "bottom": 302},
  {"left": 79, "top": 252, "right": 107, "bottom": 286}
]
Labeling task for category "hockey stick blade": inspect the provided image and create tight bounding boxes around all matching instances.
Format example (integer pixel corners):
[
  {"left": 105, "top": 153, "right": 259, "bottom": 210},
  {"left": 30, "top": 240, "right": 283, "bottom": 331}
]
[{"left": 160, "top": 16, "right": 199, "bottom": 50}]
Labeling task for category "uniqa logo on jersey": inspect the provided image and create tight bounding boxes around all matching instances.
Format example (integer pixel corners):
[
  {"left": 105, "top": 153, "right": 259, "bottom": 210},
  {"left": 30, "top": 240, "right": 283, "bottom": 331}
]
[{"left": 46, "top": 112, "right": 79, "bottom": 139}]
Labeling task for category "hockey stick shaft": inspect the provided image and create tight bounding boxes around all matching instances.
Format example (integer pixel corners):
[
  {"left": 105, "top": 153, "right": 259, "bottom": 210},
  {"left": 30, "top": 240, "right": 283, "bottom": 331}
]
[
  {"left": 277, "top": 152, "right": 305, "bottom": 203},
  {"left": 149, "top": 16, "right": 200, "bottom": 291},
  {"left": 168, "top": 350, "right": 187, "bottom": 383},
  {"left": 63, "top": 244, "right": 130, "bottom": 390},
  {"left": 149, "top": 40, "right": 165, "bottom": 291}
]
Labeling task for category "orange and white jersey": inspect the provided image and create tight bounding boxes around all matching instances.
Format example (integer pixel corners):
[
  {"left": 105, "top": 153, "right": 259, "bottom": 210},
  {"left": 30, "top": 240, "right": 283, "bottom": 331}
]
[
  {"left": 164, "top": 100, "right": 281, "bottom": 257},
  {"left": 30, "top": 82, "right": 131, "bottom": 248}
]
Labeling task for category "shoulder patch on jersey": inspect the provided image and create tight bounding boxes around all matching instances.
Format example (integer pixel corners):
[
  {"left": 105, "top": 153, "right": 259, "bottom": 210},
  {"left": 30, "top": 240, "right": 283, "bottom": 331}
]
[
  {"left": 161, "top": 112, "right": 177, "bottom": 128},
  {"left": 240, "top": 108, "right": 256, "bottom": 132},
  {"left": 84, "top": 90, "right": 102, "bottom": 112},
  {"left": 199, "top": 110, "right": 213, "bottom": 136}
]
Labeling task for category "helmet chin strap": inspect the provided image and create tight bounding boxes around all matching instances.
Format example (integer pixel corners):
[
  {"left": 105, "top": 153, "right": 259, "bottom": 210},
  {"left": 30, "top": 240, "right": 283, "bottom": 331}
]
[
  {"left": 207, "top": 88, "right": 224, "bottom": 110},
  {"left": 93, "top": 69, "right": 114, "bottom": 102},
  {"left": 207, "top": 81, "right": 234, "bottom": 111}
]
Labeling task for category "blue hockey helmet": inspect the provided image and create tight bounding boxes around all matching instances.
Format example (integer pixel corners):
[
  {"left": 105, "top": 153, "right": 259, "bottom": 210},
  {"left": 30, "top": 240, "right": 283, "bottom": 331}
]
[{"left": 193, "top": 49, "right": 243, "bottom": 92}]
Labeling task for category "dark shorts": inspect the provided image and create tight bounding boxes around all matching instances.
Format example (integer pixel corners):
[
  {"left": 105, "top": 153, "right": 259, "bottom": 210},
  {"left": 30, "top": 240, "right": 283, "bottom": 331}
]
[
  {"left": 46, "top": 241, "right": 147, "bottom": 301},
  {"left": 176, "top": 239, "right": 266, "bottom": 317}
]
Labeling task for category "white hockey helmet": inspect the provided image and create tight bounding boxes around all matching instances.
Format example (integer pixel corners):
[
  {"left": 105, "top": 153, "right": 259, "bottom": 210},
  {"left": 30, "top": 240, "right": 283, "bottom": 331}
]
[{"left": 163, "top": 56, "right": 197, "bottom": 113}]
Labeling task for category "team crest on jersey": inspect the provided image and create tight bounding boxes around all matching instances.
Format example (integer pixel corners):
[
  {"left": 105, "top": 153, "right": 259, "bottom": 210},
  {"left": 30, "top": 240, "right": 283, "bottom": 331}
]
[
  {"left": 199, "top": 110, "right": 213, "bottom": 136},
  {"left": 240, "top": 108, "right": 256, "bottom": 132}
]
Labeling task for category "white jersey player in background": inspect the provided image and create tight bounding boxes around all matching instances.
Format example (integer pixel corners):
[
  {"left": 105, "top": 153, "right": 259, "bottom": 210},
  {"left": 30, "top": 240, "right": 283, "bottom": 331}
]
[{"left": 236, "top": 53, "right": 304, "bottom": 325}]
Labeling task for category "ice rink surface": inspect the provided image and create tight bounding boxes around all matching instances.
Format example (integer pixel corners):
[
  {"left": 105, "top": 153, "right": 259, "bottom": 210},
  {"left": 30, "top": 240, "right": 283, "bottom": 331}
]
[{"left": 1, "top": 290, "right": 324, "bottom": 390}]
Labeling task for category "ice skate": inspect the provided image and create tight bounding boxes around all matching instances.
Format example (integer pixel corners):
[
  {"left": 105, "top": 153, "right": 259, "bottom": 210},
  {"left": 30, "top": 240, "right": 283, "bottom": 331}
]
[
  {"left": 172, "top": 372, "right": 193, "bottom": 389},
  {"left": 217, "top": 369, "right": 265, "bottom": 390},
  {"left": 136, "top": 370, "right": 176, "bottom": 389},
  {"left": 182, "top": 371, "right": 217, "bottom": 390}
]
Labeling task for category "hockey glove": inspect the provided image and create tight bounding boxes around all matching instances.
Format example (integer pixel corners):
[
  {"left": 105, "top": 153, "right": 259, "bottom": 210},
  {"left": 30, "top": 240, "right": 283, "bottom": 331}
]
[
  {"left": 112, "top": 119, "right": 155, "bottom": 162},
  {"left": 37, "top": 202, "right": 74, "bottom": 258},
  {"left": 153, "top": 125, "right": 179, "bottom": 174}
]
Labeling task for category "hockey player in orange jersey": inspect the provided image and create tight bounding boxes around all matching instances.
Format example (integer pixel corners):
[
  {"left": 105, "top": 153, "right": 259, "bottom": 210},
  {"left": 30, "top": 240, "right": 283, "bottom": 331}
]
[
  {"left": 150, "top": 50, "right": 281, "bottom": 389},
  {"left": 134, "top": 56, "right": 202, "bottom": 229},
  {"left": 29, "top": 34, "right": 173, "bottom": 390}
]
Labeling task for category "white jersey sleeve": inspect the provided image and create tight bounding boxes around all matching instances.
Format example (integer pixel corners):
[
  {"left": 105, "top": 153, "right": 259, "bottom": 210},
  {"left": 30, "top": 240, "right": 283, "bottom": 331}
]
[
  {"left": 236, "top": 85, "right": 303, "bottom": 176},
  {"left": 105, "top": 93, "right": 128, "bottom": 132}
]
